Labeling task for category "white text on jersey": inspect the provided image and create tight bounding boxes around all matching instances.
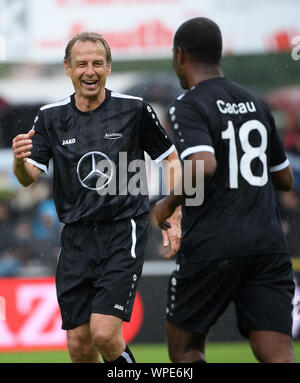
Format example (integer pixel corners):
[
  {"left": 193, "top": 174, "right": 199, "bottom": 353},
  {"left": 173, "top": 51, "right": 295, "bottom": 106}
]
[
  {"left": 62, "top": 138, "right": 76, "bottom": 145},
  {"left": 216, "top": 100, "right": 256, "bottom": 115}
]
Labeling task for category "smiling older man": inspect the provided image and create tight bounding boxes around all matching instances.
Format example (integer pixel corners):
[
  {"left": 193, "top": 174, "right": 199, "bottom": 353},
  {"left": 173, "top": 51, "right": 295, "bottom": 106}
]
[{"left": 12, "top": 32, "right": 181, "bottom": 363}]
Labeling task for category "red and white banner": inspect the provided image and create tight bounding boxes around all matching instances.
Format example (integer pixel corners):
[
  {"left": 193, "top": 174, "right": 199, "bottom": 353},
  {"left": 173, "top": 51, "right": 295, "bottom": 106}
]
[
  {"left": 0, "top": 0, "right": 300, "bottom": 62},
  {"left": 0, "top": 277, "right": 144, "bottom": 351}
]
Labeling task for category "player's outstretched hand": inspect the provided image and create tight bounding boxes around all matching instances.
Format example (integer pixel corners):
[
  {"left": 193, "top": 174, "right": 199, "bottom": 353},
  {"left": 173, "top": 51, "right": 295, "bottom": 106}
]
[
  {"left": 161, "top": 206, "right": 182, "bottom": 259},
  {"left": 154, "top": 199, "right": 182, "bottom": 259},
  {"left": 12, "top": 130, "right": 35, "bottom": 163},
  {"left": 153, "top": 197, "right": 173, "bottom": 230}
]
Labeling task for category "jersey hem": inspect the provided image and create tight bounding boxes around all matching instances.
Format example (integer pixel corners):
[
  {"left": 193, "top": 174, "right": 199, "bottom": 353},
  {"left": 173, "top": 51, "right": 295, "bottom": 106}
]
[
  {"left": 180, "top": 145, "right": 215, "bottom": 160},
  {"left": 26, "top": 158, "right": 48, "bottom": 175},
  {"left": 270, "top": 158, "right": 290, "bottom": 173},
  {"left": 154, "top": 144, "right": 175, "bottom": 163}
]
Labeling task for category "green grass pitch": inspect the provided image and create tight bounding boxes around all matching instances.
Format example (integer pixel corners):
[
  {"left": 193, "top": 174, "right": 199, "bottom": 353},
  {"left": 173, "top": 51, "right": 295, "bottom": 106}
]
[{"left": 0, "top": 341, "right": 299, "bottom": 363}]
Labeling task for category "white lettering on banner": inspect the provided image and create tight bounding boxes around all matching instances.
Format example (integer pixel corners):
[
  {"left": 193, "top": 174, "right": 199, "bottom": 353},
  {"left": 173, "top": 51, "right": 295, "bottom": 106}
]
[
  {"left": 0, "top": 320, "right": 15, "bottom": 347},
  {"left": 16, "top": 284, "right": 65, "bottom": 346},
  {"left": 0, "top": 296, "right": 5, "bottom": 320},
  {"left": 0, "top": 278, "right": 143, "bottom": 350},
  {"left": 291, "top": 36, "right": 300, "bottom": 61},
  {"left": 2, "top": 0, "right": 300, "bottom": 62},
  {"left": 0, "top": 281, "right": 66, "bottom": 349},
  {"left": 0, "top": 0, "right": 27, "bottom": 60}
]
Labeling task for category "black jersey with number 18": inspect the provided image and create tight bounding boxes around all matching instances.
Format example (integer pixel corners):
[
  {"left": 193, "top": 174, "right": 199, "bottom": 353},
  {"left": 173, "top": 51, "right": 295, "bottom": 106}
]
[{"left": 168, "top": 77, "right": 290, "bottom": 262}]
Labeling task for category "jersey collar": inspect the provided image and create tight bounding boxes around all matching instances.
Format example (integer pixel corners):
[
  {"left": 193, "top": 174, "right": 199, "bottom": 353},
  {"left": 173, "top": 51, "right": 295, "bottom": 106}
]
[{"left": 71, "top": 89, "right": 111, "bottom": 116}]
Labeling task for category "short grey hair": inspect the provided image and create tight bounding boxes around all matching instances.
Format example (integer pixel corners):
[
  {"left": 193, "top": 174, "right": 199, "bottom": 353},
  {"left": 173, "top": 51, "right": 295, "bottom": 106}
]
[{"left": 64, "top": 32, "right": 112, "bottom": 66}]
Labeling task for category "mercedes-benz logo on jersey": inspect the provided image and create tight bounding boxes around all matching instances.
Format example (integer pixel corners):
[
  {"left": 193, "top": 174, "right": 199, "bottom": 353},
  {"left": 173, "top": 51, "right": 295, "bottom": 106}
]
[{"left": 77, "top": 151, "right": 114, "bottom": 191}]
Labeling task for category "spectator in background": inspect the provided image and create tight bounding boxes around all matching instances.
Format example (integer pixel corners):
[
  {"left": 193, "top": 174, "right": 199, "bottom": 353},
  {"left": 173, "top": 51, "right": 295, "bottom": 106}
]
[
  {"left": 11, "top": 219, "right": 33, "bottom": 271},
  {"left": 0, "top": 248, "right": 21, "bottom": 277},
  {"left": 0, "top": 96, "right": 10, "bottom": 149},
  {"left": 31, "top": 199, "right": 61, "bottom": 272},
  {"left": 0, "top": 97, "right": 8, "bottom": 111},
  {"left": 0, "top": 201, "right": 20, "bottom": 276},
  {"left": 0, "top": 201, "right": 14, "bottom": 251},
  {"left": 280, "top": 190, "right": 300, "bottom": 258},
  {"left": 32, "top": 199, "right": 60, "bottom": 242},
  {"left": 0, "top": 187, "right": 61, "bottom": 276}
]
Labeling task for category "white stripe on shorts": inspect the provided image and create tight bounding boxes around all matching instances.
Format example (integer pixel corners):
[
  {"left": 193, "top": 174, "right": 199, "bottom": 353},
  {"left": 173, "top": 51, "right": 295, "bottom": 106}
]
[
  {"left": 130, "top": 219, "right": 137, "bottom": 258},
  {"left": 121, "top": 350, "right": 133, "bottom": 363}
]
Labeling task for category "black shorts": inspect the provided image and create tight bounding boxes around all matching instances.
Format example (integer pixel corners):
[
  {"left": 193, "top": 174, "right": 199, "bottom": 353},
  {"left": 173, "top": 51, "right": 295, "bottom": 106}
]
[
  {"left": 56, "top": 214, "right": 148, "bottom": 330},
  {"left": 166, "top": 254, "right": 295, "bottom": 338}
]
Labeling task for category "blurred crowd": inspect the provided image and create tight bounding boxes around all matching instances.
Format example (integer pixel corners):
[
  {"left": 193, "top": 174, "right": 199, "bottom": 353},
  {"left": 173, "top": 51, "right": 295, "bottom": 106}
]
[
  {"left": 0, "top": 178, "right": 61, "bottom": 276},
  {"left": 1, "top": 81, "right": 300, "bottom": 277}
]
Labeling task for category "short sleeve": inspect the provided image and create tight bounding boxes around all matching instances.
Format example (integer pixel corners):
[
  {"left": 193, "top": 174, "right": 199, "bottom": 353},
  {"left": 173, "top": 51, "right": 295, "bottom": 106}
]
[
  {"left": 268, "top": 112, "right": 289, "bottom": 173},
  {"left": 168, "top": 100, "right": 214, "bottom": 161},
  {"left": 140, "top": 102, "right": 175, "bottom": 163},
  {"left": 27, "top": 110, "right": 52, "bottom": 174}
]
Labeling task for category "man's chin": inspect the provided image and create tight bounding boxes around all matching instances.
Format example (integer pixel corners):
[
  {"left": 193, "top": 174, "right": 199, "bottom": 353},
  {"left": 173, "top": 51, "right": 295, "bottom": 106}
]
[{"left": 81, "top": 89, "right": 101, "bottom": 99}]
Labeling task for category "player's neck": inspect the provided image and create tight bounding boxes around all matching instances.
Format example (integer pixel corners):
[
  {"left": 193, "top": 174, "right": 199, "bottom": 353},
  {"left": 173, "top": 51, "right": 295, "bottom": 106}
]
[
  {"left": 187, "top": 65, "right": 223, "bottom": 89},
  {"left": 74, "top": 89, "right": 106, "bottom": 112}
]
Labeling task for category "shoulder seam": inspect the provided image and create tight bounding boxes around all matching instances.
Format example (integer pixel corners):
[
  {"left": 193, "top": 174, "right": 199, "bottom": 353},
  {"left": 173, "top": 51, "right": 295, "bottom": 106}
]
[
  {"left": 111, "top": 91, "right": 143, "bottom": 101},
  {"left": 40, "top": 97, "right": 71, "bottom": 111},
  {"left": 176, "top": 92, "right": 187, "bottom": 101}
]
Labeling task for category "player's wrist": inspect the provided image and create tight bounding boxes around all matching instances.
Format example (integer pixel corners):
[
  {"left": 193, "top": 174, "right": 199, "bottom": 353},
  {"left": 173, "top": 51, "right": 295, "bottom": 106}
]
[
  {"left": 165, "top": 194, "right": 182, "bottom": 212},
  {"left": 14, "top": 156, "right": 25, "bottom": 168}
]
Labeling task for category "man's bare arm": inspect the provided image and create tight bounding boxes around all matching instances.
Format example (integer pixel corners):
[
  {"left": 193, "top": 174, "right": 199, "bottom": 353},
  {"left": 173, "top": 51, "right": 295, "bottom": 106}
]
[
  {"left": 159, "top": 148, "right": 182, "bottom": 258},
  {"left": 154, "top": 151, "right": 217, "bottom": 230},
  {"left": 162, "top": 148, "right": 182, "bottom": 195},
  {"left": 12, "top": 130, "right": 42, "bottom": 187},
  {"left": 271, "top": 165, "right": 294, "bottom": 191}
]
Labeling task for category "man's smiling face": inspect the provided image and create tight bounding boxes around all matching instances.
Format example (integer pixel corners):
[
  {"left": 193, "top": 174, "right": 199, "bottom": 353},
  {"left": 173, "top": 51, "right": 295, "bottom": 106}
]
[{"left": 64, "top": 40, "right": 111, "bottom": 101}]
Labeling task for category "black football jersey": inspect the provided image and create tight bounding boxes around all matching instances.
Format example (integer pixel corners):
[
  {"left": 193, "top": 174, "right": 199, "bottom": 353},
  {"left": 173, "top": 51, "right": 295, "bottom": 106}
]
[
  {"left": 168, "top": 77, "right": 290, "bottom": 262},
  {"left": 28, "top": 89, "right": 174, "bottom": 224}
]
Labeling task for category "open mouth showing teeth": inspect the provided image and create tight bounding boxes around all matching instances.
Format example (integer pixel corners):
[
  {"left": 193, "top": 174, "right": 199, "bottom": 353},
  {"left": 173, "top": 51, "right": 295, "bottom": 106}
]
[{"left": 82, "top": 80, "right": 98, "bottom": 86}]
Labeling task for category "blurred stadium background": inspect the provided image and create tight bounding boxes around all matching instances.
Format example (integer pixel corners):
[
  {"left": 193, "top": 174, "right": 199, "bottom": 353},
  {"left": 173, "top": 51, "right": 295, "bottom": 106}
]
[{"left": 0, "top": 0, "right": 300, "bottom": 363}]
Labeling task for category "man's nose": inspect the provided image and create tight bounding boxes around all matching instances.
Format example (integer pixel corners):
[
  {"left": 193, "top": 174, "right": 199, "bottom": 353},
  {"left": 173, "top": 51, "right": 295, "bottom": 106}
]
[{"left": 85, "top": 64, "right": 95, "bottom": 75}]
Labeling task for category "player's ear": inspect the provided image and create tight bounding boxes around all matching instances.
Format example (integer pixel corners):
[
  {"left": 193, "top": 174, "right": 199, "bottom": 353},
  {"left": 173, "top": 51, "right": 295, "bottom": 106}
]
[
  {"left": 173, "top": 46, "right": 184, "bottom": 70},
  {"left": 64, "top": 60, "right": 71, "bottom": 77},
  {"left": 106, "top": 63, "right": 111, "bottom": 76},
  {"left": 176, "top": 47, "right": 185, "bottom": 66}
]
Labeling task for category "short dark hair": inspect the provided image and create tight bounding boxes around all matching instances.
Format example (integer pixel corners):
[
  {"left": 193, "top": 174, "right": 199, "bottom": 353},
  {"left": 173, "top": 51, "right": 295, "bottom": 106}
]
[
  {"left": 174, "top": 17, "right": 222, "bottom": 65},
  {"left": 64, "top": 32, "right": 112, "bottom": 66}
]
